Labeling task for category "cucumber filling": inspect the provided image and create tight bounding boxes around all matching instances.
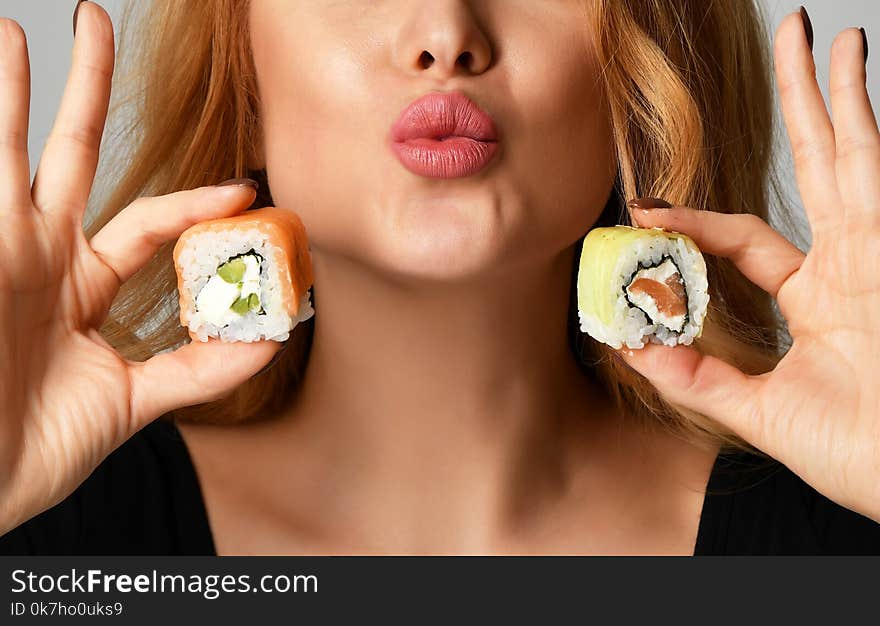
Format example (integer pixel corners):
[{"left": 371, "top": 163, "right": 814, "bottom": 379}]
[{"left": 195, "top": 251, "right": 265, "bottom": 326}]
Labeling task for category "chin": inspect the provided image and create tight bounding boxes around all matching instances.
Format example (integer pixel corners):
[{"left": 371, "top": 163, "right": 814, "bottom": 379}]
[
  {"left": 371, "top": 227, "right": 507, "bottom": 284},
  {"left": 364, "top": 197, "right": 511, "bottom": 284}
]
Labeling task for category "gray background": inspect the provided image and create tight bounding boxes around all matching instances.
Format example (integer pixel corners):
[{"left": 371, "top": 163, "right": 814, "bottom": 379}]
[{"left": 3, "top": 0, "right": 878, "bottom": 245}]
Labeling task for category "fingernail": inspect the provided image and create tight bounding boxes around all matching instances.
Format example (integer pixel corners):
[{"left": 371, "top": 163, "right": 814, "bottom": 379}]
[
  {"left": 627, "top": 197, "right": 672, "bottom": 210},
  {"left": 73, "top": 0, "right": 86, "bottom": 37},
  {"left": 799, "top": 6, "right": 814, "bottom": 53},
  {"left": 860, "top": 27, "right": 869, "bottom": 64},
  {"left": 217, "top": 177, "right": 259, "bottom": 191}
]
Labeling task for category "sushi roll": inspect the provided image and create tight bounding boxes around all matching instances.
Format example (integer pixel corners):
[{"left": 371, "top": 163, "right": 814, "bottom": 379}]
[
  {"left": 173, "top": 207, "right": 315, "bottom": 343},
  {"left": 576, "top": 225, "right": 709, "bottom": 350}
]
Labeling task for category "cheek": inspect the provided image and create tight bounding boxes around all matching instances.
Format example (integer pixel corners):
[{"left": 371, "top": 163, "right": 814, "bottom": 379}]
[
  {"left": 250, "top": 13, "right": 381, "bottom": 251},
  {"left": 499, "top": 37, "right": 617, "bottom": 250}
]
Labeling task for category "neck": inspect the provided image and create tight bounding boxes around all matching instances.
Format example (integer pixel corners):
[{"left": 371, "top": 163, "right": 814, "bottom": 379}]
[{"left": 276, "top": 244, "right": 613, "bottom": 542}]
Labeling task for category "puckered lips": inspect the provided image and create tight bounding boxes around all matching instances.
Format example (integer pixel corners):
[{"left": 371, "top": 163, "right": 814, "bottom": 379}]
[{"left": 389, "top": 90, "right": 499, "bottom": 179}]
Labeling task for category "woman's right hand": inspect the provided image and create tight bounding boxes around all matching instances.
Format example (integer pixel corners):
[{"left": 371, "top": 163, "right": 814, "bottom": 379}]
[{"left": 0, "top": 3, "right": 281, "bottom": 536}]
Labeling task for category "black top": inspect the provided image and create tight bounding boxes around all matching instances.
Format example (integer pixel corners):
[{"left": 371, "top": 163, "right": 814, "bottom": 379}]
[{"left": 1, "top": 419, "right": 879, "bottom": 555}]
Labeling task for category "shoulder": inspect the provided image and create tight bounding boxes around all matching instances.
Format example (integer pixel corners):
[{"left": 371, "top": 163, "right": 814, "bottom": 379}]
[
  {"left": 697, "top": 451, "right": 880, "bottom": 555},
  {"left": 0, "top": 418, "right": 214, "bottom": 555}
]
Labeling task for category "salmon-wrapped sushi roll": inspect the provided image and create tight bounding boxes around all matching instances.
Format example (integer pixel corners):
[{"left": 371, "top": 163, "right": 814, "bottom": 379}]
[
  {"left": 576, "top": 225, "right": 709, "bottom": 350},
  {"left": 172, "top": 207, "right": 315, "bottom": 342}
]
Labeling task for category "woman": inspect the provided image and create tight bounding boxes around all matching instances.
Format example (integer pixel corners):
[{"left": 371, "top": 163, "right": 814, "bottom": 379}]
[{"left": 0, "top": 0, "right": 877, "bottom": 555}]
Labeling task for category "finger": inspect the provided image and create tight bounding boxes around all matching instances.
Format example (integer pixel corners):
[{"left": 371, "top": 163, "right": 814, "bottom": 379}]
[
  {"left": 631, "top": 207, "right": 805, "bottom": 313},
  {"left": 616, "top": 343, "right": 766, "bottom": 450},
  {"left": 0, "top": 18, "right": 32, "bottom": 210},
  {"left": 89, "top": 184, "right": 258, "bottom": 285},
  {"left": 31, "top": 1, "right": 114, "bottom": 219},
  {"left": 774, "top": 11, "right": 842, "bottom": 232},
  {"left": 127, "top": 337, "right": 283, "bottom": 428},
  {"left": 828, "top": 28, "right": 880, "bottom": 223}
]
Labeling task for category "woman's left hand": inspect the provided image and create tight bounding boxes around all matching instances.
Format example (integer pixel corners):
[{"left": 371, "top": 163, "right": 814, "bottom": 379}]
[{"left": 619, "top": 14, "right": 880, "bottom": 522}]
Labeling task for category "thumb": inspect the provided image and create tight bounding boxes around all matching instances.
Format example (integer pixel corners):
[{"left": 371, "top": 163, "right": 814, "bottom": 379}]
[
  {"left": 617, "top": 343, "right": 765, "bottom": 445},
  {"left": 126, "top": 338, "right": 282, "bottom": 427}
]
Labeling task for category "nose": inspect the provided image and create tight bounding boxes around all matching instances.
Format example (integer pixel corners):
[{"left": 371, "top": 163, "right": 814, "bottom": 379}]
[{"left": 393, "top": 1, "right": 493, "bottom": 79}]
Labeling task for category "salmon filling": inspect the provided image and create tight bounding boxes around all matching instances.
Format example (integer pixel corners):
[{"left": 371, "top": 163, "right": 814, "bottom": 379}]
[{"left": 624, "top": 257, "right": 689, "bottom": 332}]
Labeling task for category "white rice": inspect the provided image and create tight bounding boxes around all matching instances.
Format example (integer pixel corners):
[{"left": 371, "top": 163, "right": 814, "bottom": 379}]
[
  {"left": 578, "top": 234, "right": 708, "bottom": 350},
  {"left": 176, "top": 227, "right": 315, "bottom": 343}
]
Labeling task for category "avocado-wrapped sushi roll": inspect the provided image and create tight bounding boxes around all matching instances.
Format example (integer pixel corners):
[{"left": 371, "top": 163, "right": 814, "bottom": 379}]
[
  {"left": 576, "top": 225, "right": 708, "bottom": 350},
  {"left": 173, "top": 207, "right": 315, "bottom": 343}
]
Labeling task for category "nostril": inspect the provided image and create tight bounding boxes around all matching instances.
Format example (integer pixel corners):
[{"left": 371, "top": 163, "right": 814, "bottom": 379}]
[
  {"left": 418, "top": 50, "right": 434, "bottom": 69},
  {"left": 458, "top": 51, "right": 473, "bottom": 70}
]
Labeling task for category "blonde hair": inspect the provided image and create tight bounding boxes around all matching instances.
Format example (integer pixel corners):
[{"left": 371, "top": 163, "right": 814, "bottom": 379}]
[{"left": 87, "top": 0, "right": 793, "bottom": 452}]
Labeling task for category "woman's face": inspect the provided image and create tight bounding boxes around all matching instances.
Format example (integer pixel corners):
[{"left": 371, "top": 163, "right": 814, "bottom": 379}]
[{"left": 248, "top": 0, "right": 617, "bottom": 282}]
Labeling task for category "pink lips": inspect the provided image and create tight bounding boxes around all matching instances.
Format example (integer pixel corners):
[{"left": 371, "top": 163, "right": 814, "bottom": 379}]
[{"left": 389, "top": 91, "right": 499, "bottom": 179}]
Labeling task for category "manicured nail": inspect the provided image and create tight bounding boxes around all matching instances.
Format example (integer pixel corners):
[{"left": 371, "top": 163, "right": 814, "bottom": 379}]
[
  {"left": 627, "top": 197, "right": 672, "bottom": 210},
  {"left": 799, "top": 6, "right": 814, "bottom": 53},
  {"left": 217, "top": 177, "right": 259, "bottom": 191},
  {"left": 860, "top": 27, "right": 869, "bottom": 64},
  {"left": 73, "top": 0, "right": 86, "bottom": 37}
]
